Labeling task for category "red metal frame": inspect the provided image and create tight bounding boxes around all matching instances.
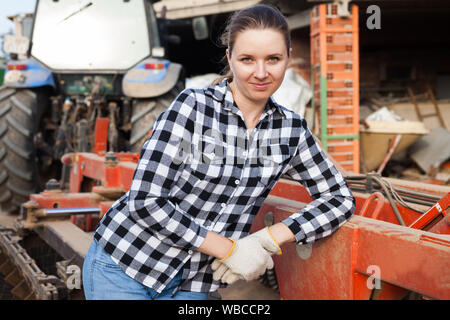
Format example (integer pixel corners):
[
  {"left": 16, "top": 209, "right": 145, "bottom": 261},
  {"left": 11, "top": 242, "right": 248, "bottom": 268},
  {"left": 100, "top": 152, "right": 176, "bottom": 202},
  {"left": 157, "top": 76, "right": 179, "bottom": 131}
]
[
  {"left": 250, "top": 186, "right": 450, "bottom": 300},
  {"left": 409, "top": 193, "right": 449, "bottom": 230},
  {"left": 359, "top": 192, "right": 385, "bottom": 219},
  {"left": 30, "top": 118, "right": 140, "bottom": 231},
  {"left": 68, "top": 152, "right": 138, "bottom": 193},
  {"left": 93, "top": 118, "right": 109, "bottom": 154}
]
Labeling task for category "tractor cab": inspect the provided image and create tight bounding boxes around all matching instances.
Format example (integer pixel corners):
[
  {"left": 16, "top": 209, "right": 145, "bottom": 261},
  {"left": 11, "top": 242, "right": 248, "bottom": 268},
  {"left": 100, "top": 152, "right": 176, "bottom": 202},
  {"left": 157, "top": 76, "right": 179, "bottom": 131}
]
[{"left": 31, "top": 0, "right": 162, "bottom": 72}]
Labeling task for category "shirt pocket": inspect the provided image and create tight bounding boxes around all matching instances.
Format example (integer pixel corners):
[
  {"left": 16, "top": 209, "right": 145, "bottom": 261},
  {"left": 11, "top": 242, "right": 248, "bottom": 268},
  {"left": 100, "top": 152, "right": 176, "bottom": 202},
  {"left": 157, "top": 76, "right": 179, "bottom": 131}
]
[
  {"left": 258, "top": 144, "right": 290, "bottom": 187},
  {"left": 189, "top": 136, "right": 226, "bottom": 181},
  {"left": 189, "top": 157, "right": 224, "bottom": 180}
]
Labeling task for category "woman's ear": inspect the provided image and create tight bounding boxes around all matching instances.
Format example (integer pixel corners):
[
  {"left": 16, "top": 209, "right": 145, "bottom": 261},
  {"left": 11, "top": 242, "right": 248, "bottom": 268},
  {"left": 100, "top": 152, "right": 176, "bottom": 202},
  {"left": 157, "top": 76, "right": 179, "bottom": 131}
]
[
  {"left": 285, "top": 47, "right": 293, "bottom": 68},
  {"left": 226, "top": 48, "right": 231, "bottom": 65},
  {"left": 226, "top": 48, "right": 234, "bottom": 75}
]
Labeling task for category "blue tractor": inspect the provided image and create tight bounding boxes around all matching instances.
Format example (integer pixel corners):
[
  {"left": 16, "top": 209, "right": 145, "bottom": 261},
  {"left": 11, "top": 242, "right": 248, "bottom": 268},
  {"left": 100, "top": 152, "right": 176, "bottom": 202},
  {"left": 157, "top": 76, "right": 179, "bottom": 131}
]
[{"left": 0, "top": 0, "right": 185, "bottom": 213}]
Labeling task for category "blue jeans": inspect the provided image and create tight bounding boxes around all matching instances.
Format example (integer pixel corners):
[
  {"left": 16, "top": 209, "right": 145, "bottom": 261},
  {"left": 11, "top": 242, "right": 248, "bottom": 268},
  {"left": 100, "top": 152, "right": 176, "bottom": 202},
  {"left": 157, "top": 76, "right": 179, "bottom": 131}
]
[{"left": 82, "top": 239, "right": 209, "bottom": 300}]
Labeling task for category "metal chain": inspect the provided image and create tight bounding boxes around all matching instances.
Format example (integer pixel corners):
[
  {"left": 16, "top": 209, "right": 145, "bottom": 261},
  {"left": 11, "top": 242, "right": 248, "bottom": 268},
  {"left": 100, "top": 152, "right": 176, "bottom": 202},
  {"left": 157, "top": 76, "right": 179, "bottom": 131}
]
[{"left": 0, "top": 227, "right": 67, "bottom": 300}]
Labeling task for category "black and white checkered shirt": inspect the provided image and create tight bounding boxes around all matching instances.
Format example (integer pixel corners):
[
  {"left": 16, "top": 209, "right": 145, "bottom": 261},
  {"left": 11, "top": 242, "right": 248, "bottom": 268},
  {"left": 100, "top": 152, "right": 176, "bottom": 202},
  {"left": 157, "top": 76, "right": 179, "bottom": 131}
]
[{"left": 93, "top": 79, "right": 355, "bottom": 294}]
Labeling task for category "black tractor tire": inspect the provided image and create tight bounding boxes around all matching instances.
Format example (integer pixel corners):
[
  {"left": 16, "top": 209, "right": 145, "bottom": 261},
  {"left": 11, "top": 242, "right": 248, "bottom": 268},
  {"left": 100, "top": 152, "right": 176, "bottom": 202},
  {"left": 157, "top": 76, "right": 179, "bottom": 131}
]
[
  {"left": 0, "top": 87, "right": 16, "bottom": 207},
  {"left": 130, "top": 82, "right": 184, "bottom": 153},
  {"left": 0, "top": 87, "right": 48, "bottom": 214}
]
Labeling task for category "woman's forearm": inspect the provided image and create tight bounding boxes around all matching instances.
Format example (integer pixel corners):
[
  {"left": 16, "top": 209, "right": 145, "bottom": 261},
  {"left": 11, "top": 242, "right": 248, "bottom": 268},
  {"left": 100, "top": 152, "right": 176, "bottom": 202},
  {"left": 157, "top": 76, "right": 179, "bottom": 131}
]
[
  {"left": 199, "top": 222, "right": 294, "bottom": 260},
  {"left": 198, "top": 231, "right": 235, "bottom": 259},
  {"left": 268, "top": 222, "right": 296, "bottom": 246}
]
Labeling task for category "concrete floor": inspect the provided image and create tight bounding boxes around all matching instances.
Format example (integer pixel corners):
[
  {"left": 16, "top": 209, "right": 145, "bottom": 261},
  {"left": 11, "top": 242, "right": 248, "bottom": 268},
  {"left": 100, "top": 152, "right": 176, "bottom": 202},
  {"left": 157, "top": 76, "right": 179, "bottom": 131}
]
[
  {"left": 0, "top": 211, "right": 15, "bottom": 228},
  {"left": 219, "top": 279, "right": 280, "bottom": 300}
]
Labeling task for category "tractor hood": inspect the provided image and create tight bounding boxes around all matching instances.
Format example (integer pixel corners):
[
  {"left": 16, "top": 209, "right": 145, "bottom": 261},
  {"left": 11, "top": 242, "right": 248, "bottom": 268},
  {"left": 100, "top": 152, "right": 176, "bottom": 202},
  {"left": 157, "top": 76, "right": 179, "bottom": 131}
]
[{"left": 31, "top": 0, "right": 155, "bottom": 72}]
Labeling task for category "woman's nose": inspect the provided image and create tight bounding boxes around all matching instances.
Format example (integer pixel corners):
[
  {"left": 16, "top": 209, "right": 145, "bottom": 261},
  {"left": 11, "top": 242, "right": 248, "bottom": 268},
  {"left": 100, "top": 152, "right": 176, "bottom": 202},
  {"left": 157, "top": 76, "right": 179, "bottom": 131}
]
[{"left": 253, "top": 61, "right": 268, "bottom": 79}]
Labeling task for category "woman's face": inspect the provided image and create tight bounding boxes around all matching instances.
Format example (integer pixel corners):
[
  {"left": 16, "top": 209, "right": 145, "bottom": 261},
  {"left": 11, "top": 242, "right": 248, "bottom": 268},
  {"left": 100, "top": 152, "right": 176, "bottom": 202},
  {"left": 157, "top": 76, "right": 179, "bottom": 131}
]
[{"left": 227, "top": 28, "right": 290, "bottom": 108}]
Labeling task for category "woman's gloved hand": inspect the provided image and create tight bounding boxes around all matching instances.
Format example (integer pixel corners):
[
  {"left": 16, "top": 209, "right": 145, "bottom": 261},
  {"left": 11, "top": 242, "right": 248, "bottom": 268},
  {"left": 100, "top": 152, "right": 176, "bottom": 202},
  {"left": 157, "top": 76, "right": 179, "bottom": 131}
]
[
  {"left": 211, "top": 227, "right": 282, "bottom": 284},
  {"left": 211, "top": 259, "right": 241, "bottom": 284}
]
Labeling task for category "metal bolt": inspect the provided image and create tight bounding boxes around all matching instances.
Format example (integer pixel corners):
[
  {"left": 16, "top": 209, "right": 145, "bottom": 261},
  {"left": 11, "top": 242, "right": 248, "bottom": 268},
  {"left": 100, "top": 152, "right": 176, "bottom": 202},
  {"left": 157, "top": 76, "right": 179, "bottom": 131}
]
[
  {"left": 105, "top": 151, "right": 117, "bottom": 162},
  {"left": 45, "top": 179, "right": 60, "bottom": 191}
]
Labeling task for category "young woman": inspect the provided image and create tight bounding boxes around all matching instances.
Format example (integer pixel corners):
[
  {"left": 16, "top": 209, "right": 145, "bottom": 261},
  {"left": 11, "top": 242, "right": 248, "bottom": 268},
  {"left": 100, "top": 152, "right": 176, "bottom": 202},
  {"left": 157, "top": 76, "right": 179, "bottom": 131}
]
[{"left": 82, "top": 4, "right": 355, "bottom": 300}]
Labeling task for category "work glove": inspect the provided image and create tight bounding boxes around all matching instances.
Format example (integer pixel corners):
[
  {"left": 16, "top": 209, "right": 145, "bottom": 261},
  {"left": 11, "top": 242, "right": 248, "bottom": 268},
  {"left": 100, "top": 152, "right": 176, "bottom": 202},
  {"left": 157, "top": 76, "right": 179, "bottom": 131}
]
[{"left": 211, "top": 227, "right": 282, "bottom": 284}]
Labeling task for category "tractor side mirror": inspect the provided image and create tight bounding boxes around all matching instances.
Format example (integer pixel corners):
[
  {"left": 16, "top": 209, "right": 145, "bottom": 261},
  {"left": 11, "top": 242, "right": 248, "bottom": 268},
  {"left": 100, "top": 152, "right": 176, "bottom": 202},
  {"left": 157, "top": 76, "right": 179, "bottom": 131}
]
[{"left": 192, "top": 16, "right": 208, "bottom": 41}]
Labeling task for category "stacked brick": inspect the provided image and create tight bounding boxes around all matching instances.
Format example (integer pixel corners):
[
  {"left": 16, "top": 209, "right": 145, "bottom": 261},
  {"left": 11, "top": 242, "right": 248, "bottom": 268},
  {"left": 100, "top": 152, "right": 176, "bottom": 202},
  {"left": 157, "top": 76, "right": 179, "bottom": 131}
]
[{"left": 310, "top": 4, "right": 360, "bottom": 174}]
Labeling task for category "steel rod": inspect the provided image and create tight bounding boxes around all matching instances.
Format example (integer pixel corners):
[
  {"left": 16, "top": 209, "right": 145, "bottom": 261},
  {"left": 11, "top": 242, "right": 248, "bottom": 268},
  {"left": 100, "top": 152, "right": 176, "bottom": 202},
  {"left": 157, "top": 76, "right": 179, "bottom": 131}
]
[{"left": 43, "top": 207, "right": 101, "bottom": 217}]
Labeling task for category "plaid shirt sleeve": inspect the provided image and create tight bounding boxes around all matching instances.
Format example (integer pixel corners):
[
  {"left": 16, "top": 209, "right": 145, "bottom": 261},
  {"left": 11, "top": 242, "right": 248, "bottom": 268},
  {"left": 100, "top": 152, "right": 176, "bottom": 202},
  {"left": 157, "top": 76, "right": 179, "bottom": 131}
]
[
  {"left": 127, "top": 89, "right": 208, "bottom": 250},
  {"left": 281, "top": 118, "right": 355, "bottom": 244}
]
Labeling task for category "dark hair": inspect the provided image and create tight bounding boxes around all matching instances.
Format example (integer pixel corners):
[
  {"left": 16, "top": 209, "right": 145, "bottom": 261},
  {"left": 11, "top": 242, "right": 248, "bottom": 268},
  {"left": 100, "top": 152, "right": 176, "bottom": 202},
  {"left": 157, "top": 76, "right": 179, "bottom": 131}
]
[{"left": 213, "top": 4, "right": 291, "bottom": 84}]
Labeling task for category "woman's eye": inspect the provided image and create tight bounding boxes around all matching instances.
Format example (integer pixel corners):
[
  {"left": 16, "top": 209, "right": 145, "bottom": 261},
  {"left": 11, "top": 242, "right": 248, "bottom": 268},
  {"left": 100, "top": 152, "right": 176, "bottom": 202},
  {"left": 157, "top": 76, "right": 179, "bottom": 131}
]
[
  {"left": 241, "top": 57, "right": 252, "bottom": 62},
  {"left": 269, "top": 57, "right": 280, "bottom": 62}
]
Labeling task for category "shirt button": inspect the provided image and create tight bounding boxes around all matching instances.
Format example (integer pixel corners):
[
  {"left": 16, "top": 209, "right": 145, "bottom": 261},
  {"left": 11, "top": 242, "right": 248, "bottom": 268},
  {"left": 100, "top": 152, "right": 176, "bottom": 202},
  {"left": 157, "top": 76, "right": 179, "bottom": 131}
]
[
  {"left": 188, "top": 250, "right": 193, "bottom": 255},
  {"left": 235, "top": 179, "right": 240, "bottom": 185},
  {"left": 221, "top": 203, "right": 226, "bottom": 208}
]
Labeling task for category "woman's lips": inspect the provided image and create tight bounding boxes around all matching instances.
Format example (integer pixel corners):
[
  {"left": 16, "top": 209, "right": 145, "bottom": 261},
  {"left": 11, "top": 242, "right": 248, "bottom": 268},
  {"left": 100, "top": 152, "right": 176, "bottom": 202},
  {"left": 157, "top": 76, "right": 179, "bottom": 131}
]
[{"left": 250, "top": 82, "right": 271, "bottom": 90}]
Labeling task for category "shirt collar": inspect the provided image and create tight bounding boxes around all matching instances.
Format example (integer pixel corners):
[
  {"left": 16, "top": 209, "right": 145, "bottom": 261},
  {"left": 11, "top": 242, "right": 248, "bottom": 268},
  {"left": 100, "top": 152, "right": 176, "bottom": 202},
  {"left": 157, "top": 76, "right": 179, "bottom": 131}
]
[{"left": 204, "top": 78, "right": 287, "bottom": 119}]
